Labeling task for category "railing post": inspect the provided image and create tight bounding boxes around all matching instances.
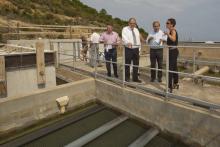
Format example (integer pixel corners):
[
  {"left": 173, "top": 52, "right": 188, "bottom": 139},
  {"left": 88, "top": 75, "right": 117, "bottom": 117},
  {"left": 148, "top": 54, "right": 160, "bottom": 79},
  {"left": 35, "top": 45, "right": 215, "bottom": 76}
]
[
  {"left": 193, "top": 48, "right": 196, "bottom": 73},
  {"left": 49, "top": 42, "right": 53, "bottom": 51},
  {"left": 94, "top": 43, "right": 97, "bottom": 79},
  {"left": 57, "top": 42, "right": 60, "bottom": 68},
  {"left": 73, "top": 42, "right": 77, "bottom": 62},
  {"left": 193, "top": 48, "right": 196, "bottom": 83},
  {"left": 165, "top": 46, "right": 169, "bottom": 99},
  {"left": 77, "top": 42, "right": 80, "bottom": 59},
  {"left": 69, "top": 26, "right": 72, "bottom": 39},
  {"left": 122, "top": 45, "right": 125, "bottom": 87},
  {"left": 72, "top": 42, "right": 75, "bottom": 71},
  {"left": 17, "top": 22, "right": 20, "bottom": 40}
]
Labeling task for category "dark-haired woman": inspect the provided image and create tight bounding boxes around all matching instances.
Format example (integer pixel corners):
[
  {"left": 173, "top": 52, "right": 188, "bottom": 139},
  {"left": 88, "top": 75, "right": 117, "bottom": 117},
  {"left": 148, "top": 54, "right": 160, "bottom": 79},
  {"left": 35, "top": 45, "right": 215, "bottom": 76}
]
[{"left": 165, "top": 18, "right": 179, "bottom": 93}]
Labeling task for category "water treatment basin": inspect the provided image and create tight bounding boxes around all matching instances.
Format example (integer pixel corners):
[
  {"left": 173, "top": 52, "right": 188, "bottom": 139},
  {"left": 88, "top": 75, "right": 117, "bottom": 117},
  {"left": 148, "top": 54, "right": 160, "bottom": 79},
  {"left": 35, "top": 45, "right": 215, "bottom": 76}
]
[{"left": 0, "top": 103, "right": 189, "bottom": 147}]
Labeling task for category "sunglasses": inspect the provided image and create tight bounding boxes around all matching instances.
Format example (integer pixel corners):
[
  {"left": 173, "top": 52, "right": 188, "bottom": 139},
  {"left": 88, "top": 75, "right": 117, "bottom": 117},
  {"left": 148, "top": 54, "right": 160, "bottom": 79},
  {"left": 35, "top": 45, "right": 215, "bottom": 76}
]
[
  {"left": 166, "top": 22, "right": 170, "bottom": 24},
  {"left": 153, "top": 25, "right": 160, "bottom": 27}
]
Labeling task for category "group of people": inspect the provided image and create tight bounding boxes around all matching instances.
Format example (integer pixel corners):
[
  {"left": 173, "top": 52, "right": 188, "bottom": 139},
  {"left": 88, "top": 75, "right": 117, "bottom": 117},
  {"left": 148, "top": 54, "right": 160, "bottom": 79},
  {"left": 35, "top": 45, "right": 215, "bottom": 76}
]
[
  {"left": 81, "top": 17, "right": 179, "bottom": 93},
  {"left": 147, "top": 18, "right": 179, "bottom": 92}
]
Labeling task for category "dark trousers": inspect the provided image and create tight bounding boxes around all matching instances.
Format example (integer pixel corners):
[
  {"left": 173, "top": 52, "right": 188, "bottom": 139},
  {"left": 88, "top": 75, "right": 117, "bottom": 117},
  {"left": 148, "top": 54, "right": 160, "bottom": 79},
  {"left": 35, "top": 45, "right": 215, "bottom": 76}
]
[
  {"left": 105, "top": 48, "right": 118, "bottom": 77},
  {"left": 125, "top": 47, "right": 139, "bottom": 81},
  {"left": 150, "top": 49, "right": 163, "bottom": 80},
  {"left": 169, "top": 48, "right": 179, "bottom": 89}
]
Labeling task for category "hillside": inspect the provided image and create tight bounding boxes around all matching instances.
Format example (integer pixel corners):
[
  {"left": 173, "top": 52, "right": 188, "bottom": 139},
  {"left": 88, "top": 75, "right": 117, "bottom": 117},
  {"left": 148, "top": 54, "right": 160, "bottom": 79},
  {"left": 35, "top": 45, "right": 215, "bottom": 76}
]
[{"left": 0, "top": 0, "right": 147, "bottom": 37}]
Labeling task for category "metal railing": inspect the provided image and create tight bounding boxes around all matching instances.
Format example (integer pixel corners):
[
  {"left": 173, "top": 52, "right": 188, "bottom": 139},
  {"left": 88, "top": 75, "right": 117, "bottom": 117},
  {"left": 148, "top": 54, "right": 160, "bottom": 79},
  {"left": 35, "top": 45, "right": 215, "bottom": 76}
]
[
  {"left": 51, "top": 41, "right": 220, "bottom": 110},
  {"left": 0, "top": 24, "right": 106, "bottom": 41}
]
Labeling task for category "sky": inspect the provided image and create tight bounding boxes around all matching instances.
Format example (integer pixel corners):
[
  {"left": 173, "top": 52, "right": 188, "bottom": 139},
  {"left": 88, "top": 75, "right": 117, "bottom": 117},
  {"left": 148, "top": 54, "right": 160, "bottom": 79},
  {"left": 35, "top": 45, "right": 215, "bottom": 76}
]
[{"left": 80, "top": 0, "right": 220, "bottom": 41}]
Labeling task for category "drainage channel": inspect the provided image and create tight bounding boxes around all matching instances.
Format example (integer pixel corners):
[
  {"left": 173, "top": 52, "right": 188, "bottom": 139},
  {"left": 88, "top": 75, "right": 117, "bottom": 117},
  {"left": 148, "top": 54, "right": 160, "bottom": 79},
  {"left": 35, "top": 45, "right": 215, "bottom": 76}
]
[{"left": 1, "top": 104, "right": 190, "bottom": 147}]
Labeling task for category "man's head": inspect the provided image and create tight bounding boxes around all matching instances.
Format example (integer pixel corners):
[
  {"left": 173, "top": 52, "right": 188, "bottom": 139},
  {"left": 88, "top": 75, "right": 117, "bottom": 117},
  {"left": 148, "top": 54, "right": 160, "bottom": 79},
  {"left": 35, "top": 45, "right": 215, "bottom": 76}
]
[
  {"left": 106, "top": 25, "right": 113, "bottom": 34},
  {"left": 152, "top": 21, "right": 160, "bottom": 32},
  {"left": 128, "top": 18, "right": 137, "bottom": 30}
]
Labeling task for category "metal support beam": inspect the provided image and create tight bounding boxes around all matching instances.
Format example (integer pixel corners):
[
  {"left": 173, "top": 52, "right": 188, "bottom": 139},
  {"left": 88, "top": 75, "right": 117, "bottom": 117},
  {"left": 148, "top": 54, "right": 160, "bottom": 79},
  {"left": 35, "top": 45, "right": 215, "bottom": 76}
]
[
  {"left": 65, "top": 115, "right": 128, "bottom": 147},
  {"left": 128, "top": 128, "right": 159, "bottom": 147}
]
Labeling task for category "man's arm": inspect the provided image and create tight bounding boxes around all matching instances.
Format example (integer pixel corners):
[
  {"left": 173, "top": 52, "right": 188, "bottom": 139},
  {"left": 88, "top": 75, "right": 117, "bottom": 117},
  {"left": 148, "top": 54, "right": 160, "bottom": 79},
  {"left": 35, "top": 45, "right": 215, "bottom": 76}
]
[
  {"left": 115, "top": 33, "right": 121, "bottom": 45},
  {"left": 122, "top": 28, "right": 132, "bottom": 48},
  {"left": 140, "top": 34, "right": 145, "bottom": 44},
  {"left": 99, "top": 33, "right": 106, "bottom": 43},
  {"left": 146, "top": 33, "right": 153, "bottom": 44}
]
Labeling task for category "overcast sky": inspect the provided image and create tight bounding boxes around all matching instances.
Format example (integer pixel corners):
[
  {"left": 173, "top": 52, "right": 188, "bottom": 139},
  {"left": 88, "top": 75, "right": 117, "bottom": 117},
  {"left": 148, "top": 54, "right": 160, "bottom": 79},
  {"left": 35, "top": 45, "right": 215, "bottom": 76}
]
[{"left": 80, "top": 0, "right": 220, "bottom": 41}]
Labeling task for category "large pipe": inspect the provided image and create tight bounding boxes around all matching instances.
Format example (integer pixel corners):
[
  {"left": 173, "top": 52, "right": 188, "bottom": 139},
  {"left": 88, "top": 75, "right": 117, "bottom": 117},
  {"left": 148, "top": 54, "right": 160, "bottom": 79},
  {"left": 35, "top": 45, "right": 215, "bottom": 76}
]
[
  {"left": 194, "top": 66, "right": 210, "bottom": 75},
  {"left": 183, "top": 66, "right": 210, "bottom": 81}
]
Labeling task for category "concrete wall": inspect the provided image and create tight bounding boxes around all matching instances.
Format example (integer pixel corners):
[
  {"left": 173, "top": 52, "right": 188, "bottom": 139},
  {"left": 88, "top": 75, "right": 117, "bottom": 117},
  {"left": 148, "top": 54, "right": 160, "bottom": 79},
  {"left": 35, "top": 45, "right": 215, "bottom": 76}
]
[
  {"left": 1, "top": 75, "right": 220, "bottom": 147},
  {"left": 0, "top": 78, "right": 96, "bottom": 134},
  {"left": 95, "top": 80, "right": 220, "bottom": 147},
  {"left": 7, "top": 66, "right": 56, "bottom": 97}
]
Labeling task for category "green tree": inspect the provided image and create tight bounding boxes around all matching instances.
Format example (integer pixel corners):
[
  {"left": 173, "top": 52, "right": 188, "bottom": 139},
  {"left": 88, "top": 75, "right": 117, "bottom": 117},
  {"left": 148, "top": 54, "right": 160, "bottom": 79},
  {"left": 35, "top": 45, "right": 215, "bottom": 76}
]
[
  {"left": 99, "top": 9, "right": 107, "bottom": 15},
  {"left": 0, "top": 0, "right": 148, "bottom": 35}
]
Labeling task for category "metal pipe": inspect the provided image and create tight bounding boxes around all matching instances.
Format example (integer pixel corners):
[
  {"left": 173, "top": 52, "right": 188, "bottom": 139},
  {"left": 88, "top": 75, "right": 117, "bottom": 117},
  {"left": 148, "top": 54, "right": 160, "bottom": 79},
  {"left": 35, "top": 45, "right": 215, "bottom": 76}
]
[
  {"left": 72, "top": 42, "right": 75, "bottom": 71},
  {"left": 165, "top": 46, "right": 169, "bottom": 98},
  {"left": 193, "top": 48, "right": 196, "bottom": 73},
  {"left": 57, "top": 42, "right": 61, "bottom": 68},
  {"left": 94, "top": 44, "right": 97, "bottom": 79},
  {"left": 123, "top": 46, "right": 125, "bottom": 87}
]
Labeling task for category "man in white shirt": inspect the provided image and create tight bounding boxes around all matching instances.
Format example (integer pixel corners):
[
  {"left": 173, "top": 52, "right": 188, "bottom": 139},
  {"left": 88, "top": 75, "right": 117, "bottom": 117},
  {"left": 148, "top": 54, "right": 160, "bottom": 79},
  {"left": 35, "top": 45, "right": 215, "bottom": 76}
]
[
  {"left": 146, "top": 21, "right": 167, "bottom": 82},
  {"left": 122, "top": 18, "right": 141, "bottom": 82},
  {"left": 89, "top": 32, "right": 100, "bottom": 67}
]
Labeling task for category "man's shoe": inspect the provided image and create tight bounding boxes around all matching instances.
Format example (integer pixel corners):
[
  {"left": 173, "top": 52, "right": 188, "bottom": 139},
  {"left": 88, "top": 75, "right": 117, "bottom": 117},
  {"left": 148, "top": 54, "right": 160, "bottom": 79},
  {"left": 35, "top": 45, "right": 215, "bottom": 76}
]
[
  {"left": 114, "top": 74, "right": 119, "bottom": 78},
  {"left": 169, "top": 88, "right": 173, "bottom": 93},
  {"left": 164, "top": 88, "right": 173, "bottom": 93},
  {"left": 150, "top": 79, "right": 155, "bottom": 82},
  {"left": 125, "top": 79, "right": 130, "bottom": 82},
  {"left": 133, "top": 79, "right": 142, "bottom": 83},
  {"left": 173, "top": 83, "right": 179, "bottom": 89},
  {"left": 158, "top": 79, "right": 162, "bottom": 83},
  {"left": 97, "top": 64, "right": 102, "bottom": 67}
]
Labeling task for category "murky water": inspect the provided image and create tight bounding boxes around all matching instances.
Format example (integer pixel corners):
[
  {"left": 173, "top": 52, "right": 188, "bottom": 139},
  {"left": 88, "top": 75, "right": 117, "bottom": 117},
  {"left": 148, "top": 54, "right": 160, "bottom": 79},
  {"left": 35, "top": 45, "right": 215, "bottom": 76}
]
[{"left": 2, "top": 104, "right": 189, "bottom": 147}]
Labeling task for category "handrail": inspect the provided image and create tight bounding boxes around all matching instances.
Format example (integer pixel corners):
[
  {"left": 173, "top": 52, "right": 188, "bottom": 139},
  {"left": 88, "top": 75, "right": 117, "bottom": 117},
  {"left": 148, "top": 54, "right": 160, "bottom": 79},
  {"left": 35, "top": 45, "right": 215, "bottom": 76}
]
[
  {"left": 0, "top": 43, "right": 36, "bottom": 51},
  {"left": 53, "top": 40, "right": 220, "bottom": 110},
  {"left": 49, "top": 41, "right": 220, "bottom": 49}
]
